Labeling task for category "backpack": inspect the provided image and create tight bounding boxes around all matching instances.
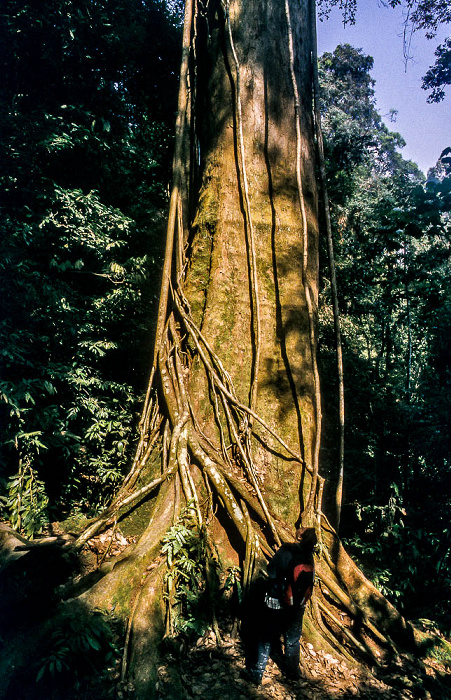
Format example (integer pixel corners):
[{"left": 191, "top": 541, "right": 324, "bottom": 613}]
[
  {"left": 264, "top": 556, "right": 314, "bottom": 609},
  {"left": 283, "top": 562, "right": 314, "bottom": 607}
]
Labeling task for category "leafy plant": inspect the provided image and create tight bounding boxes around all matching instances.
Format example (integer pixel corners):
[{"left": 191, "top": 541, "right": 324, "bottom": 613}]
[
  {"left": 161, "top": 504, "right": 216, "bottom": 638},
  {"left": 1, "top": 459, "right": 49, "bottom": 538},
  {"left": 36, "top": 609, "right": 120, "bottom": 684},
  {"left": 429, "top": 637, "right": 451, "bottom": 667},
  {"left": 223, "top": 566, "right": 243, "bottom": 605}
]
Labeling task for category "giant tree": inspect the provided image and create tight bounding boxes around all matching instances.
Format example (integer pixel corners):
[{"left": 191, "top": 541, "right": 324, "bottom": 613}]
[{"left": 0, "top": 0, "right": 419, "bottom": 697}]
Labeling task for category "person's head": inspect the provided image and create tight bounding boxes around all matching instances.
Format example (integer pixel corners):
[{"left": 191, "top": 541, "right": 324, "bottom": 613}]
[{"left": 295, "top": 527, "right": 317, "bottom": 552}]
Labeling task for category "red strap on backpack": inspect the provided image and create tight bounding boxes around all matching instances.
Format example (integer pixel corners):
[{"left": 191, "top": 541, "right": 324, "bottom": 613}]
[{"left": 284, "top": 563, "right": 314, "bottom": 606}]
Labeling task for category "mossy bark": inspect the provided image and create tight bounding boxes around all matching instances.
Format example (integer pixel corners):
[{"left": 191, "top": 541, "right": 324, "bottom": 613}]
[{"left": 185, "top": 0, "right": 319, "bottom": 522}]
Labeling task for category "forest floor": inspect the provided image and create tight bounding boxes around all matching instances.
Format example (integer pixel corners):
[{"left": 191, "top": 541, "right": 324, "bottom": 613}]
[
  {"left": 148, "top": 626, "right": 451, "bottom": 700},
  {"left": 81, "top": 527, "right": 451, "bottom": 700},
  {"left": 2, "top": 523, "right": 450, "bottom": 699}
]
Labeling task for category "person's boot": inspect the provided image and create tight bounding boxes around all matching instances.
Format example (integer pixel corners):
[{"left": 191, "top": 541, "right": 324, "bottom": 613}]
[
  {"left": 242, "top": 639, "right": 270, "bottom": 685},
  {"left": 240, "top": 668, "right": 262, "bottom": 685},
  {"left": 241, "top": 668, "right": 263, "bottom": 686},
  {"left": 284, "top": 653, "right": 301, "bottom": 680}
]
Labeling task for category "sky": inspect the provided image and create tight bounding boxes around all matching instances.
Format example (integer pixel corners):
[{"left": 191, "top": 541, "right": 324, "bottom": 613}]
[{"left": 316, "top": 1, "right": 450, "bottom": 175}]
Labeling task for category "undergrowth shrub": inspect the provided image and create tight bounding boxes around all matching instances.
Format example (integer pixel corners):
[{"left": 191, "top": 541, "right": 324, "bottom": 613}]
[
  {"left": 35, "top": 608, "right": 122, "bottom": 696},
  {"left": 161, "top": 503, "right": 220, "bottom": 640}
]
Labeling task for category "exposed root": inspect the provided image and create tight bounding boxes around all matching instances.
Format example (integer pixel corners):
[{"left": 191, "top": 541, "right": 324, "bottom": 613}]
[
  {"left": 311, "top": 595, "right": 355, "bottom": 663},
  {"left": 174, "top": 290, "right": 306, "bottom": 467},
  {"left": 284, "top": 0, "right": 322, "bottom": 519},
  {"left": 317, "top": 598, "right": 378, "bottom": 663},
  {"left": 74, "top": 473, "right": 169, "bottom": 550},
  {"left": 121, "top": 575, "right": 146, "bottom": 683}
]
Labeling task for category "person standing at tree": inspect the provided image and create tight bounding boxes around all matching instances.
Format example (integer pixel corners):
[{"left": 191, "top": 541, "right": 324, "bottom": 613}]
[{"left": 244, "top": 527, "right": 317, "bottom": 685}]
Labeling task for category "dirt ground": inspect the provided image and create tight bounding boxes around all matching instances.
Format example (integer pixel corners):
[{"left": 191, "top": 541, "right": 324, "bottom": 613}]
[
  {"left": 84, "top": 528, "right": 451, "bottom": 700},
  {"left": 146, "top": 629, "right": 451, "bottom": 700}
]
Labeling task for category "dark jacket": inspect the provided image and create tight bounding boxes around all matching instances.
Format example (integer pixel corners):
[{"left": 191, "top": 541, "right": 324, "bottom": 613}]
[{"left": 266, "top": 542, "right": 315, "bottom": 608}]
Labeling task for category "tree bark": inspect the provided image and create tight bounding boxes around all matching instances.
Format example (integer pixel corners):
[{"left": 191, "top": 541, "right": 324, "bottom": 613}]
[{"left": 185, "top": 0, "right": 320, "bottom": 522}]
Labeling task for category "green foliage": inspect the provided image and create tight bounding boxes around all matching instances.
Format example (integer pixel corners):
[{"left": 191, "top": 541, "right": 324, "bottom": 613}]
[
  {"left": 0, "top": 183, "right": 147, "bottom": 521},
  {"left": 343, "top": 482, "right": 450, "bottom": 610},
  {"left": 223, "top": 566, "right": 243, "bottom": 605},
  {"left": 422, "top": 37, "right": 451, "bottom": 102},
  {"left": 409, "top": 1, "right": 451, "bottom": 101},
  {"left": 36, "top": 609, "right": 120, "bottom": 686},
  {"left": 319, "top": 0, "right": 451, "bottom": 101},
  {"left": 319, "top": 46, "right": 451, "bottom": 622},
  {"left": 345, "top": 522, "right": 451, "bottom": 616},
  {"left": 429, "top": 637, "right": 451, "bottom": 666},
  {"left": 0, "top": 0, "right": 181, "bottom": 530},
  {"left": 318, "top": 44, "right": 410, "bottom": 203},
  {"left": 1, "top": 460, "right": 49, "bottom": 537},
  {"left": 162, "top": 505, "right": 217, "bottom": 639}
]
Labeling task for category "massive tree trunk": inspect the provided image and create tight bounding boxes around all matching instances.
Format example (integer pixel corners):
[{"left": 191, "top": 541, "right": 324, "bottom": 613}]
[
  {"left": 184, "top": 0, "right": 320, "bottom": 523},
  {"left": 0, "top": 1, "right": 416, "bottom": 698}
]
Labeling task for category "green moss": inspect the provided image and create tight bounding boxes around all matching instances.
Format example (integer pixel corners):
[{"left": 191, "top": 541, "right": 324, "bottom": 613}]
[
  {"left": 216, "top": 266, "right": 238, "bottom": 350},
  {"left": 415, "top": 624, "right": 451, "bottom": 666},
  {"left": 255, "top": 222, "right": 276, "bottom": 304},
  {"left": 263, "top": 453, "right": 305, "bottom": 522},
  {"left": 119, "top": 497, "right": 157, "bottom": 539},
  {"left": 115, "top": 450, "right": 163, "bottom": 538},
  {"left": 110, "top": 577, "right": 135, "bottom": 613},
  {"left": 430, "top": 638, "right": 451, "bottom": 666},
  {"left": 187, "top": 177, "right": 218, "bottom": 328},
  {"left": 59, "top": 511, "right": 89, "bottom": 535},
  {"left": 193, "top": 176, "right": 219, "bottom": 229}
]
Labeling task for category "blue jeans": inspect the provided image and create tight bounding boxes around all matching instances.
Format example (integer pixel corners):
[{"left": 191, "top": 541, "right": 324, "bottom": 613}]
[{"left": 246, "top": 605, "right": 305, "bottom": 679}]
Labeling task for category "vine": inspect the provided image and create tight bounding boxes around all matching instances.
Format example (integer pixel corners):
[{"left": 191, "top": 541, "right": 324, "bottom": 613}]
[
  {"left": 223, "top": 0, "right": 263, "bottom": 443},
  {"left": 310, "top": 0, "right": 345, "bottom": 530},
  {"left": 284, "top": 0, "right": 322, "bottom": 519}
]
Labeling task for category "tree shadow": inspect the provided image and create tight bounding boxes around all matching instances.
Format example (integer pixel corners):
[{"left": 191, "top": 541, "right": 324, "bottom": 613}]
[{"left": 0, "top": 532, "right": 78, "bottom": 636}]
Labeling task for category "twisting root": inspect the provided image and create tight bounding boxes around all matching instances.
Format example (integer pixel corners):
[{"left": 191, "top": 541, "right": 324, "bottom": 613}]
[
  {"left": 126, "top": 400, "right": 162, "bottom": 493},
  {"left": 174, "top": 290, "right": 306, "bottom": 467},
  {"left": 171, "top": 292, "right": 282, "bottom": 544},
  {"left": 187, "top": 428, "right": 248, "bottom": 542},
  {"left": 222, "top": 0, "right": 262, "bottom": 453},
  {"left": 242, "top": 503, "right": 264, "bottom": 596},
  {"left": 74, "top": 474, "right": 169, "bottom": 550},
  {"left": 311, "top": 594, "right": 355, "bottom": 663},
  {"left": 284, "top": 0, "right": 322, "bottom": 518},
  {"left": 121, "top": 582, "right": 145, "bottom": 682},
  {"left": 97, "top": 515, "right": 118, "bottom": 567},
  {"left": 317, "top": 599, "right": 379, "bottom": 663}
]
